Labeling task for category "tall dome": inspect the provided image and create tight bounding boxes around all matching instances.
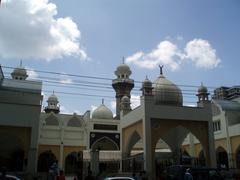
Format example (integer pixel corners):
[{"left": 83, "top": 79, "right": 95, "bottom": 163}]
[
  {"left": 92, "top": 101, "right": 113, "bottom": 119},
  {"left": 153, "top": 66, "right": 183, "bottom": 106}
]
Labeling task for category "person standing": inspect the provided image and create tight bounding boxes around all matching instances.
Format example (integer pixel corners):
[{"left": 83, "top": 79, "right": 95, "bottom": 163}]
[
  {"left": 184, "top": 168, "right": 193, "bottom": 180},
  {"left": 56, "top": 170, "right": 65, "bottom": 180}
]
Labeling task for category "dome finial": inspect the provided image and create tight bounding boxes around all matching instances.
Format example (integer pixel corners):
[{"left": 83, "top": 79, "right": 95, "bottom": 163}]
[
  {"left": 122, "top": 56, "right": 125, "bottom": 64},
  {"left": 102, "top": 98, "right": 104, "bottom": 104},
  {"left": 159, "top": 65, "right": 164, "bottom": 75}
]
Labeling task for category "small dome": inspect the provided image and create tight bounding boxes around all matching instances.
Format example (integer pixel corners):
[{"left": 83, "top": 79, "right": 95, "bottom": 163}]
[
  {"left": 92, "top": 104, "right": 113, "bottom": 119},
  {"left": 48, "top": 93, "right": 58, "bottom": 103},
  {"left": 153, "top": 74, "right": 183, "bottom": 106},
  {"left": 115, "top": 62, "right": 132, "bottom": 77},
  {"left": 121, "top": 95, "right": 130, "bottom": 103},
  {"left": 198, "top": 83, "right": 208, "bottom": 94},
  {"left": 11, "top": 67, "right": 28, "bottom": 80},
  {"left": 142, "top": 76, "right": 152, "bottom": 88}
]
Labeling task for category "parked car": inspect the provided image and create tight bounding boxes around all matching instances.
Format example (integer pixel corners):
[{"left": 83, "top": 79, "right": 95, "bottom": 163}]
[
  {"left": 0, "top": 174, "right": 21, "bottom": 180},
  {"left": 104, "top": 177, "right": 134, "bottom": 180},
  {"left": 164, "top": 165, "right": 224, "bottom": 180}
]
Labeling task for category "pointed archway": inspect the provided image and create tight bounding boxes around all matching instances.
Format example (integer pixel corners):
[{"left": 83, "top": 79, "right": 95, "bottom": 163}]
[
  {"left": 37, "top": 150, "right": 56, "bottom": 172},
  {"left": 65, "top": 151, "right": 83, "bottom": 175},
  {"left": 236, "top": 146, "right": 240, "bottom": 169},
  {"left": 91, "top": 136, "right": 119, "bottom": 151},
  {"left": 216, "top": 146, "right": 228, "bottom": 168}
]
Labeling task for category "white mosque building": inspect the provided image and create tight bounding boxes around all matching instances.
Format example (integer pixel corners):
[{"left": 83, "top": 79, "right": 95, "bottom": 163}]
[{"left": 0, "top": 62, "right": 240, "bottom": 179}]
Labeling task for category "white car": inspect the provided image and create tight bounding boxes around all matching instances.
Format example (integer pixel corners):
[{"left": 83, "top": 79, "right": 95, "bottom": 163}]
[
  {"left": 0, "top": 174, "right": 21, "bottom": 180},
  {"left": 104, "top": 177, "right": 134, "bottom": 180}
]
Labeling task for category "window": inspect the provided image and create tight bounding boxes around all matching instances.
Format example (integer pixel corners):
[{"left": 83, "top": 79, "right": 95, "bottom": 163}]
[{"left": 213, "top": 120, "right": 221, "bottom": 132}]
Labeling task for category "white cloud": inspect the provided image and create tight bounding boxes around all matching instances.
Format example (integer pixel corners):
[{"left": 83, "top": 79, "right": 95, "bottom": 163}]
[
  {"left": 126, "top": 38, "right": 220, "bottom": 70},
  {"left": 26, "top": 67, "right": 38, "bottom": 79},
  {"left": 126, "top": 41, "right": 182, "bottom": 71},
  {"left": 110, "top": 101, "right": 116, "bottom": 112},
  {"left": 59, "top": 73, "right": 73, "bottom": 84},
  {"left": 90, "top": 105, "right": 97, "bottom": 117},
  {"left": 0, "top": 0, "right": 87, "bottom": 60},
  {"left": 184, "top": 39, "right": 221, "bottom": 69},
  {"left": 60, "top": 105, "right": 72, "bottom": 114},
  {"left": 131, "top": 95, "right": 140, "bottom": 109}
]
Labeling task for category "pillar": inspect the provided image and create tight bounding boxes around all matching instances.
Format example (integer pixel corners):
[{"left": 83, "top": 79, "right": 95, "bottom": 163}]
[{"left": 90, "top": 150, "right": 99, "bottom": 176}]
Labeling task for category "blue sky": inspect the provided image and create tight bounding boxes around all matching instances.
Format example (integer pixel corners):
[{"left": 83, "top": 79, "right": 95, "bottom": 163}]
[{"left": 0, "top": 0, "right": 239, "bottom": 115}]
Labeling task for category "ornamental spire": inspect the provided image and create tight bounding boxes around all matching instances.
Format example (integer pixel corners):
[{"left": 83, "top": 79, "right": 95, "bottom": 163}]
[
  {"left": 159, "top": 65, "right": 164, "bottom": 75},
  {"left": 122, "top": 56, "right": 125, "bottom": 64}
]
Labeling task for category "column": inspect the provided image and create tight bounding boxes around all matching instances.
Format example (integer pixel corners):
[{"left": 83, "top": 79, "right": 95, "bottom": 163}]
[
  {"left": 27, "top": 126, "right": 39, "bottom": 174},
  {"left": 225, "top": 114, "right": 233, "bottom": 168},
  {"left": 143, "top": 116, "right": 154, "bottom": 180},
  {"left": 90, "top": 150, "right": 99, "bottom": 176},
  {"left": 208, "top": 120, "right": 217, "bottom": 167}
]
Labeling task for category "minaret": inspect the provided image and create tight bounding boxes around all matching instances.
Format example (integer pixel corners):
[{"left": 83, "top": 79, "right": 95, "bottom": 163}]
[
  {"left": 112, "top": 57, "right": 134, "bottom": 119},
  {"left": 44, "top": 91, "right": 60, "bottom": 114},
  {"left": 141, "top": 76, "right": 153, "bottom": 96}
]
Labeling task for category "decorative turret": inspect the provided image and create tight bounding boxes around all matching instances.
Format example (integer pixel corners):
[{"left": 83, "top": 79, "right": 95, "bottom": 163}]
[
  {"left": 112, "top": 57, "right": 134, "bottom": 119},
  {"left": 141, "top": 76, "right": 153, "bottom": 96},
  {"left": 196, "top": 83, "right": 209, "bottom": 102},
  {"left": 11, "top": 61, "right": 28, "bottom": 80},
  {"left": 44, "top": 92, "right": 60, "bottom": 114}
]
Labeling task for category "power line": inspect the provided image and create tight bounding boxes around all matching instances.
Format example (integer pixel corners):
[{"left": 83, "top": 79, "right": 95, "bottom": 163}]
[{"left": 1, "top": 65, "right": 218, "bottom": 89}]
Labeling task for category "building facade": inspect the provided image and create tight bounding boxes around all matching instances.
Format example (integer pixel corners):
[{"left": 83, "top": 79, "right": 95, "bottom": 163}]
[{"left": 0, "top": 63, "right": 240, "bottom": 179}]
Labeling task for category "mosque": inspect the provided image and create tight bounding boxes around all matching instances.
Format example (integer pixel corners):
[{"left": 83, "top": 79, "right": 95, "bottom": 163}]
[{"left": 0, "top": 62, "right": 240, "bottom": 179}]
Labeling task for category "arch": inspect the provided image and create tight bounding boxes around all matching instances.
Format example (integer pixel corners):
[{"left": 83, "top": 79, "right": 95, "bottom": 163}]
[
  {"left": 216, "top": 146, "right": 228, "bottom": 168},
  {"left": 125, "top": 130, "right": 142, "bottom": 157},
  {"left": 151, "top": 119, "right": 210, "bottom": 166},
  {"left": 37, "top": 150, "right": 57, "bottom": 172},
  {"left": 153, "top": 123, "right": 210, "bottom": 168},
  {"left": 65, "top": 151, "right": 83, "bottom": 174},
  {"left": 0, "top": 134, "right": 25, "bottom": 171},
  {"left": 45, "top": 113, "right": 59, "bottom": 126},
  {"left": 91, "top": 136, "right": 119, "bottom": 151},
  {"left": 236, "top": 145, "right": 240, "bottom": 169},
  {"left": 67, "top": 116, "right": 83, "bottom": 127}
]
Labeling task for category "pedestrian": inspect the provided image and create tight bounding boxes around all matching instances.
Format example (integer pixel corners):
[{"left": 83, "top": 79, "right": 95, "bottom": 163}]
[
  {"left": 56, "top": 170, "right": 65, "bottom": 180},
  {"left": 84, "top": 170, "right": 95, "bottom": 180},
  {"left": 184, "top": 168, "right": 193, "bottom": 180}
]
